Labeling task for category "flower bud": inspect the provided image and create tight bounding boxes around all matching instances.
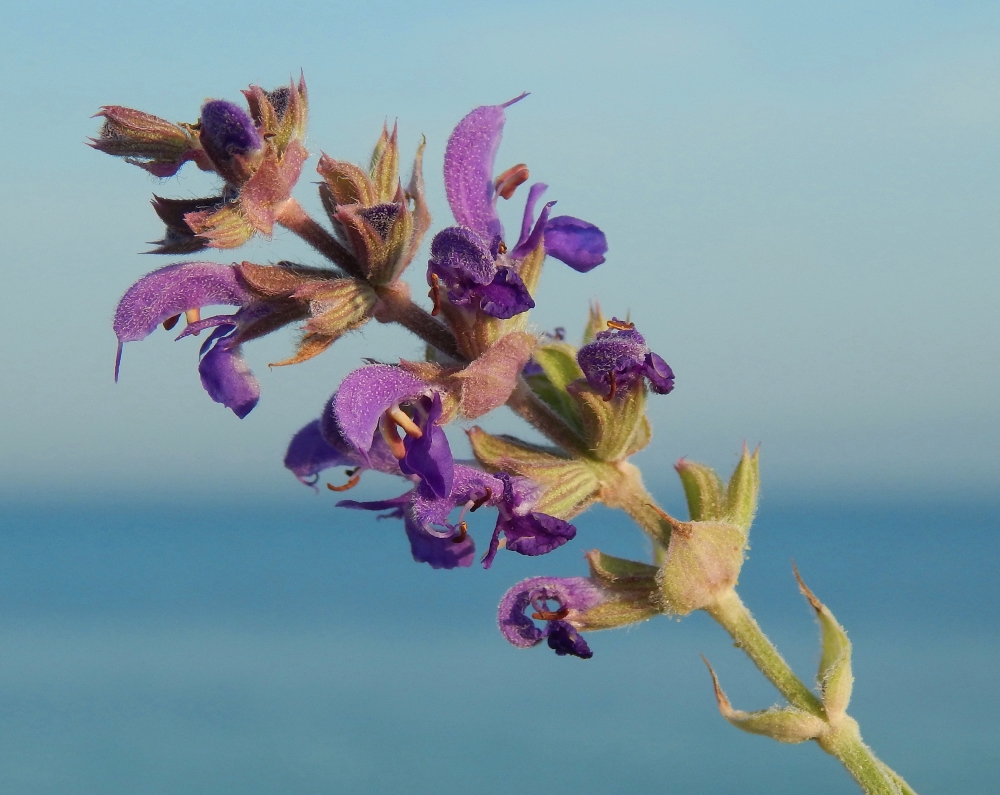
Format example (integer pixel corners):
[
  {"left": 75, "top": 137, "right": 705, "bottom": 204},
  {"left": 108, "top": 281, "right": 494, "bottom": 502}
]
[
  {"left": 199, "top": 99, "right": 264, "bottom": 185},
  {"left": 522, "top": 340, "right": 585, "bottom": 433},
  {"left": 655, "top": 509, "right": 746, "bottom": 615},
  {"left": 675, "top": 445, "right": 759, "bottom": 533},
  {"left": 567, "top": 378, "right": 650, "bottom": 462},
  {"left": 90, "top": 106, "right": 202, "bottom": 177},
  {"left": 703, "top": 658, "right": 827, "bottom": 743}
]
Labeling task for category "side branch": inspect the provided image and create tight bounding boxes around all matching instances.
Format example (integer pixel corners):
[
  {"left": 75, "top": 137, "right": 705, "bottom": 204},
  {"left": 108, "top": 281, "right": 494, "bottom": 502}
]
[{"left": 276, "top": 198, "right": 363, "bottom": 278}]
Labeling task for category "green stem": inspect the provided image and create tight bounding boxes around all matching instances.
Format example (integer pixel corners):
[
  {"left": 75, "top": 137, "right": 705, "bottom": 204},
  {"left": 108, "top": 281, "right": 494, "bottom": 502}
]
[
  {"left": 706, "top": 589, "right": 826, "bottom": 715},
  {"left": 818, "top": 718, "right": 912, "bottom": 795}
]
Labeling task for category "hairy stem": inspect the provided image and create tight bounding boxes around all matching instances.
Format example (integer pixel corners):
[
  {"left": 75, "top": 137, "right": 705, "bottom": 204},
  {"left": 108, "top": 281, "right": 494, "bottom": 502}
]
[
  {"left": 382, "top": 292, "right": 464, "bottom": 362},
  {"left": 707, "top": 589, "right": 825, "bottom": 714},
  {"left": 818, "top": 718, "right": 913, "bottom": 795},
  {"left": 275, "top": 198, "right": 363, "bottom": 278},
  {"left": 599, "top": 462, "right": 671, "bottom": 550}
]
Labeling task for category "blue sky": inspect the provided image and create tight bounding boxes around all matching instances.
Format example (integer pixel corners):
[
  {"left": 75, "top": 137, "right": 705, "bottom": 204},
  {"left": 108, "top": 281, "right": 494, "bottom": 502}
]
[{"left": 1, "top": 0, "right": 998, "bottom": 501}]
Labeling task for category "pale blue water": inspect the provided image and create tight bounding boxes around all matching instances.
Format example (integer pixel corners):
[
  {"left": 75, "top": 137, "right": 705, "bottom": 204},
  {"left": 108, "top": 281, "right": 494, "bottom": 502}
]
[{"left": 0, "top": 495, "right": 995, "bottom": 794}]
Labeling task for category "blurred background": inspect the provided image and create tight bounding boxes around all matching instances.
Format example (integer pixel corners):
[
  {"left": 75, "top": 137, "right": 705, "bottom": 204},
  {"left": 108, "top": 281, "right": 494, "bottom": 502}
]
[{"left": 1, "top": 0, "right": 997, "bottom": 792}]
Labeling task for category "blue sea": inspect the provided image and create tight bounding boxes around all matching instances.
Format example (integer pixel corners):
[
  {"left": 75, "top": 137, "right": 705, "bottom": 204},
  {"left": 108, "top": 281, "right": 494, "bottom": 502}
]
[{"left": 0, "top": 494, "right": 996, "bottom": 794}]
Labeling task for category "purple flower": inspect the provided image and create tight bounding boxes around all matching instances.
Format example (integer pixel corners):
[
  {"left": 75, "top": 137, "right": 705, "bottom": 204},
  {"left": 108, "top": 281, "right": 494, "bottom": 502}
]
[
  {"left": 427, "top": 226, "right": 535, "bottom": 320},
  {"left": 498, "top": 576, "right": 606, "bottom": 659},
  {"left": 442, "top": 97, "right": 607, "bottom": 273},
  {"left": 339, "top": 464, "right": 575, "bottom": 570},
  {"left": 576, "top": 319, "right": 675, "bottom": 399},
  {"left": 331, "top": 364, "right": 453, "bottom": 496},
  {"left": 113, "top": 262, "right": 262, "bottom": 418}
]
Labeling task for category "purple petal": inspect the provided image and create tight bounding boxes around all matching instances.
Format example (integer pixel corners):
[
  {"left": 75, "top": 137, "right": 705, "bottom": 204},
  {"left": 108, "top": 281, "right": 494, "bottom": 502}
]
[
  {"left": 514, "top": 182, "right": 548, "bottom": 252},
  {"left": 321, "top": 393, "right": 403, "bottom": 476},
  {"left": 502, "top": 512, "right": 576, "bottom": 557},
  {"left": 476, "top": 267, "right": 535, "bottom": 319},
  {"left": 333, "top": 365, "right": 427, "bottom": 461},
  {"left": 113, "top": 262, "right": 250, "bottom": 346},
  {"left": 398, "top": 394, "right": 454, "bottom": 500},
  {"left": 546, "top": 620, "right": 593, "bottom": 659},
  {"left": 404, "top": 515, "right": 475, "bottom": 570},
  {"left": 284, "top": 419, "right": 357, "bottom": 487},
  {"left": 543, "top": 216, "right": 608, "bottom": 273},
  {"left": 576, "top": 327, "right": 649, "bottom": 395},
  {"left": 644, "top": 351, "right": 675, "bottom": 394},
  {"left": 429, "top": 226, "right": 497, "bottom": 286},
  {"left": 199, "top": 100, "right": 262, "bottom": 160},
  {"left": 338, "top": 494, "right": 412, "bottom": 515},
  {"left": 198, "top": 339, "right": 259, "bottom": 418},
  {"left": 443, "top": 94, "right": 527, "bottom": 239}
]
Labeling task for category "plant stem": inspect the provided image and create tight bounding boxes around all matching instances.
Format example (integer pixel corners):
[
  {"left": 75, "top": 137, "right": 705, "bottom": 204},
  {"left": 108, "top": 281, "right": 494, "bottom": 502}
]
[
  {"left": 707, "top": 589, "right": 825, "bottom": 714},
  {"left": 818, "top": 718, "right": 913, "bottom": 795},
  {"left": 384, "top": 294, "right": 464, "bottom": 362},
  {"left": 276, "top": 198, "right": 363, "bottom": 278}
]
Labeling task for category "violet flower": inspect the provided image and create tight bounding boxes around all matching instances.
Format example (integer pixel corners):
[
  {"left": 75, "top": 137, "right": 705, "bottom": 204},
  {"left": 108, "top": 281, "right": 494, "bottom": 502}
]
[
  {"left": 427, "top": 226, "right": 535, "bottom": 319},
  {"left": 577, "top": 318, "right": 675, "bottom": 399},
  {"left": 442, "top": 96, "right": 608, "bottom": 272},
  {"left": 113, "top": 262, "right": 262, "bottom": 418},
  {"left": 339, "top": 464, "right": 576, "bottom": 570},
  {"left": 498, "top": 576, "right": 607, "bottom": 659},
  {"left": 331, "top": 363, "right": 454, "bottom": 497}
]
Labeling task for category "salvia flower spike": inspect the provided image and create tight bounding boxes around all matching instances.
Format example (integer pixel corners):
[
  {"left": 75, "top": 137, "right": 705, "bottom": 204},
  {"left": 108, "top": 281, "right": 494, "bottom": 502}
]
[{"left": 95, "top": 78, "right": 920, "bottom": 795}]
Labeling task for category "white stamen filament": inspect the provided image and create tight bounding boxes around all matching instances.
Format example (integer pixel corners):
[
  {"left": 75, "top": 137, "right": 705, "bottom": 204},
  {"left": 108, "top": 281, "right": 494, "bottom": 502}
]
[{"left": 389, "top": 405, "right": 423, "bottom": 438}]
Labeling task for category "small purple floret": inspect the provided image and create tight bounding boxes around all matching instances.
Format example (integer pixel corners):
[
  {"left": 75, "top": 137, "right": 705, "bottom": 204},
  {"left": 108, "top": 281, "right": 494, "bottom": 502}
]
[
  {"left": 577, "top": 321, "right": 675, "bottom": 398},
  {"left": 498, "top": 576, "right": 605, "bottom": 658},
  {"left": 199, "top": 100, "right": 262, "bottom": 161},
  {"left": 428, "top": 226, "right": 534, "bottom": 319}
]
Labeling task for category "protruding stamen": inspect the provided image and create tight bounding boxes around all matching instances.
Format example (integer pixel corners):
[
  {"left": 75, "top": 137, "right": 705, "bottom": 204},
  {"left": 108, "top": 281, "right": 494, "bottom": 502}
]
[
  {"left": 326, "top": 471, "right": 361, "bottom": 492},
  {"left": 389, "top": 406, "right": 423, "bottom": 438},
  {"left": 497, "top": 241, "right": 508, "bottom": 255},
  {"left": 603, "top": 370, "right": 617, "bottom": 402},
  {"left": 532, "top": 607, "right": 569, "bottom": 621},
  {"left": 162, "top": 314, "right": 181, "bottom": 331},
  {"left": 607, "top": 319, "right": 635, "bottom": 331},
  {"left": 428, "top": 273, "right": 441, "bottom": 316},
  {"left": 185, "top": 308, "right": 201, "bottom": 324},
  {"left": 452, "top": 521, "right": 468, "bottom": 544},
  {"left": 379, "top": 412, "right": 407, "bottom": 459},
  {"left": 470, "top": 487, "right": 492, "bottom": 512},
  {"left": 494, "top": 163, "right": 529, "bottom": 200}
]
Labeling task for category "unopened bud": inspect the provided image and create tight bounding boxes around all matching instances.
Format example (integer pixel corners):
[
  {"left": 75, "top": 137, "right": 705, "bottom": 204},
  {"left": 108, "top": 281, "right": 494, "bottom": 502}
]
[{"left": 655, "top": 508, "right": 746, "bottom": 615}]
